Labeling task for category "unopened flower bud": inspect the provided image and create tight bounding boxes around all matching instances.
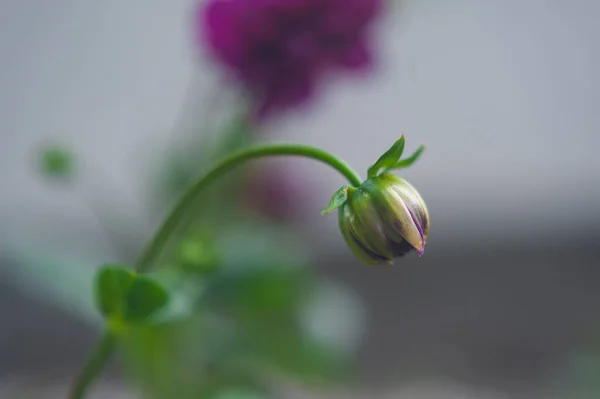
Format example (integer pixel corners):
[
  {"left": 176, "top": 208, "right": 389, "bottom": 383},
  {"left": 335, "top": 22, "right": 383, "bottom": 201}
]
[{"left": 336, "top": 173, "right": 429, "bottom": 265}]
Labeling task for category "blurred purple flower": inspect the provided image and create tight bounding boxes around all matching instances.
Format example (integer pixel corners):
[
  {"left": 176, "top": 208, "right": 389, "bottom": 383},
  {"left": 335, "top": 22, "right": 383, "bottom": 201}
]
[
  {"left": 243, "top": 164, "right": 308, "bottom": 221},
  {"left": 197, "top": 0, "right": 382, "bottom": 118}
]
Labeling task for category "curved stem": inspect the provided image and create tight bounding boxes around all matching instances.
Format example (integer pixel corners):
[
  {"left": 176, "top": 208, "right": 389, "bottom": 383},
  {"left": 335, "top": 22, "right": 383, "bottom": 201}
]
[
  {"left": 67, "top": 142, "right": 360, "bottom": 399},
  {"left": 134, "top": 143, "right": 361, "bottom": 273}
]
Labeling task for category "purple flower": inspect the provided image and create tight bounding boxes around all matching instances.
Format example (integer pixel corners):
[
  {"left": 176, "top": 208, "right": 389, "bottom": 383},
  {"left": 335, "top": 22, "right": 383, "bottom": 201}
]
[
  {"left": 242, "top": 164, "right": 307, "bottom": 221},
  {"left": 197, "top": 0, "right": 382, "bottom": 118}
]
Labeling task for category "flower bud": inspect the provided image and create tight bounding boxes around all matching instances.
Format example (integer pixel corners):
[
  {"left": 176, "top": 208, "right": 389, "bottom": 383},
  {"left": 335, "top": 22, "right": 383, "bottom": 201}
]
[{"left": 338, "top": 173, "right": 429, "bottom": 265}]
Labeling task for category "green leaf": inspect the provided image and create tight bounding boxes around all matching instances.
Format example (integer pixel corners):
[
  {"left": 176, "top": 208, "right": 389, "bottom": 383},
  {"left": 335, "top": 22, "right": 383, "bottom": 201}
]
[
  {"left": 95, "top": 264, "right": 135, "bottom": 319},
  {"left": 205, "top": 265, "right": 350, "bottom": 383},
  {"left": 94, "top": 265, "right": 168, "bottom": 323},
  {"left": 320, "top": 185, "right": 350, "bottom": 215},
  {"left": 120, "top": 314, "right": 268, "bottom": 399},
  {"left": 178, "top": 231, "right": 221, "bottom": 274},
  {"left": 126, "top": 276, "right": 169, "bottom": 321},
  {"left": 367, "top": 136, "right": 405, "bottom": 178},
  {"left": 386, "top": 145, "right": 425, "bottom": 171},
  {"left": 238, "top": 322, "right": 349, "bottom": 384},
  {"left": 207, "top": 267, "right": 309, "bottom": 317}
]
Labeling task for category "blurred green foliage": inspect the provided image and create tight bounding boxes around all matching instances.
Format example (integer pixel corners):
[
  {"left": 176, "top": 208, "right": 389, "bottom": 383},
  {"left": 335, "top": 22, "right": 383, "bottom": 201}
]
[
  {"left": 38, "top": 143, "right": 75, "bottom": 181},
  {"left": 95, "top": 265, "right": 169, "bottom": 324},
  {"left": 112, "top": 223, "right": 354, "bottom": 399},
  {"left": 177, "top": 229, "right": 221, "bottom": 274},
  {"left": 6, "top": 102, "right": 365, "bottom": 399},
  {"left": 207, "top": 390, "right": 267, "bottom": 399},
  {"left": 552, "top": 346, "right": 600, "bottom": 398}
]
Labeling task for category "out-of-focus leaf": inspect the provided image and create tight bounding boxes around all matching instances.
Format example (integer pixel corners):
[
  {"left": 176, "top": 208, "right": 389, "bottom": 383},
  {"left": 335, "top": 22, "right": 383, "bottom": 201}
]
[
  {"left": 196, "top": 223, "right": 353, "bottom": 384},
  {"left": 207, "top": 389, "right": 267, "bottom": 399},
  {"left": 94, "top": 264, "right": 169, "bottom": 324},
  {"left": 207, "top": 223, "right": 308, "bottom": 313},
  {"left": 553, "top": 349, "right": 600, "bottom": 397},
  {"left": 202, "top": 269, "right": 351, "bottom": 383},
  {"left": 38, "top": 143, "right": 75, "bottom": 180},
  {"left": 178, "top": 230, "right": 221, "bottom": 275},
  {"left": 205, "top": 267, "right": 309, "bottom": 317},
  {"left": 126, "top": 275, "right": 169, "bottom": 322},
  {"left": 234, "top": 320, "right": 349, "bottom": 384},
  {"left": 120, "top": 315, "right": 267, "bottom": 399},
  {"left": 121, "top": 318, "right": 202, "bottom": 399},
  {"left": 95, "top": 264, "right": 135, "bottom": 319}
]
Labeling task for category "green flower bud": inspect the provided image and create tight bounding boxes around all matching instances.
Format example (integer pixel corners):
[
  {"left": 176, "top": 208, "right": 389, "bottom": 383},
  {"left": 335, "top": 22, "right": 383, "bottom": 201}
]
[{"left": 337, "top": 173, "right": 429, "bottom": 265}]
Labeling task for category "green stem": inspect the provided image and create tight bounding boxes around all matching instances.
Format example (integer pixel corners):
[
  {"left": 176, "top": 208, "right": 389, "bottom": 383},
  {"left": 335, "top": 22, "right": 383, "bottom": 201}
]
[
  {"left": 134, "top": 143, "right": 362, "bottom": 273},
  {"left": 67, "top": 142, "right": 361, "bottom": 399},
  {"left": 67, "top": 333, "right": 116, "bottom": 399}
]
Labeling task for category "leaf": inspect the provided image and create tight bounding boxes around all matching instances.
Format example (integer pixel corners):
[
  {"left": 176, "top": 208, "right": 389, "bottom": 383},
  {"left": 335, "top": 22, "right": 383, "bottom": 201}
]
[
  {"left": 178, "top": 231, "right": 221, "bottom": 274},
  {"left": 238, "top": 322, "right": 349, "bottom": 384},
  {"left": 367, "top": 136, "right": 405, "bottom": 178},
  {"left": 95, "top": 264, "right": 135, "bottom": 319},
  {"left": 126, "top": 276, "right": 169, "bottom": 321},
  {"left": 386, "top": 145, "right": 425, "bottom": 171},
  {"left": 204, "top": 266, "right": 350, "bottom": 383},
  {"left": 94, "top": 264, "right": 169, "bottom": 323},
  {"left": 120, "top": 315, "right": 267, "bottom": 399},
  {"left": 206, "top": 267, "right": 309, "bottom": 318},
  {"left": 320, "top": 185, "right": 350, "bottom": 215}
]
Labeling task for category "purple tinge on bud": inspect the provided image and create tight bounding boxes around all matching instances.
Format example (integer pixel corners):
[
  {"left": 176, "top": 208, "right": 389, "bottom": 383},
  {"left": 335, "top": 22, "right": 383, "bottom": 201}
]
[
  {"left": 337, "top": 174, "right": 430, "bottom": 265},
  {"left": 406, "top": 207, "right": 425, "bottom": 257},
  {"left": 383, "top": 174, "right": 430, "bottom": 254},
  {"left": 197, "top": 0, "right": 382, "bottom": 119}
]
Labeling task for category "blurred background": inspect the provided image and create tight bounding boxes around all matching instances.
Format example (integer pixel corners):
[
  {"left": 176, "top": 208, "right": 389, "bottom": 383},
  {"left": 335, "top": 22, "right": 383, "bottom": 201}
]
[{"left": 1, "top": 0, "right": 600, "bottom": 398}]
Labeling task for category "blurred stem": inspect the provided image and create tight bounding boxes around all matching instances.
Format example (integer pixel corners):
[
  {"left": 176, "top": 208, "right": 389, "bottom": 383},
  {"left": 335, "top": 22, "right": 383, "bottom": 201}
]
[
  {"left": 67, "top": 333, "right": 116, "bottom": 399},
  {"left": 67, "top": 142, "right": 361, "bottom": 399}
]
